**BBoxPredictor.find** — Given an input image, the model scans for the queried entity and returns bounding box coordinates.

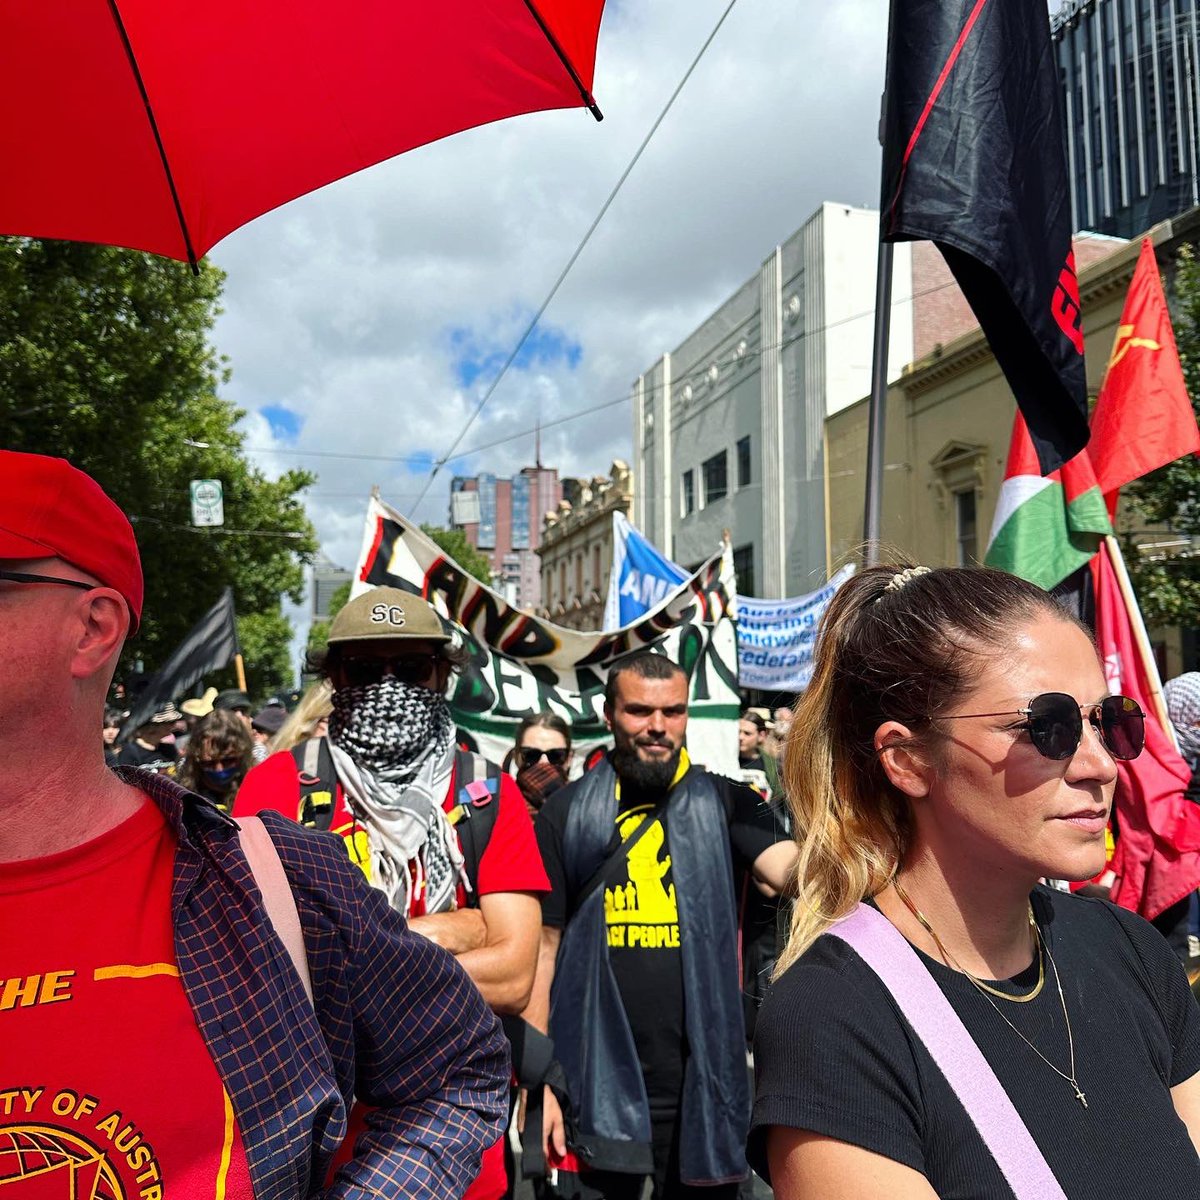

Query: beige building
[825,212,1200,571]
[824,207,1200,674]
[538,461,634,631]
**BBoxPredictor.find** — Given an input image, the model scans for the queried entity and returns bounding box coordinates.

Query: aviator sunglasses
[938,692,1145,761]
[516,746,570,769]
[336,653,441,689]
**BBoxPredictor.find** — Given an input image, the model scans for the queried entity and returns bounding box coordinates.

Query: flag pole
[1103,534,1176,746]
[862,237,894,565]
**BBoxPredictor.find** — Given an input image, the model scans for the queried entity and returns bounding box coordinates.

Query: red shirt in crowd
[0,801,255,1199]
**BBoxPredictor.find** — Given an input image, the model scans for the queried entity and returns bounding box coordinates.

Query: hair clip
[881,565,931,595]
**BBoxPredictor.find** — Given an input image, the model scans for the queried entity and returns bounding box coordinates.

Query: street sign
[190,479,225,527]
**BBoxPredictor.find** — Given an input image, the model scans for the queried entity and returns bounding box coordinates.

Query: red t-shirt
[0,800,254,1199]
[235,747,549,911]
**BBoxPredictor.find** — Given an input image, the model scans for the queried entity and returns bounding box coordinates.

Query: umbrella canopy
[2,0,605,265]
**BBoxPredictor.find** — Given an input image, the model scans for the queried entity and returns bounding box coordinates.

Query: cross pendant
[1075,1087,1088,1108]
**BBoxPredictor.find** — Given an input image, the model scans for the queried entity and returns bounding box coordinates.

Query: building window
[559,561,567,603]
[956,490,978,565]
[593,544,602,594]
[737,436,752,488]
[575,552,584,601]
[681,469,695,517]
[733,544,755,597]
[702,451,728,505]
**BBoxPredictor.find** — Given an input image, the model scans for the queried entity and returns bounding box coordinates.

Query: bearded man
[525,651,797,1199]
[236,587,548,1199]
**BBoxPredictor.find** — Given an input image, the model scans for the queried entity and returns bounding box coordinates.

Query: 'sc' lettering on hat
[370,602,406,628]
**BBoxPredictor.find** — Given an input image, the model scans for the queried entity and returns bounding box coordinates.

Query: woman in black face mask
[177,709,255,813]
[509,713,572,817]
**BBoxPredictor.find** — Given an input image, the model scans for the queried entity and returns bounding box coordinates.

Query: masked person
[176,709,255,813]
[235,587,549,1200]
[510,712,573,816]
[0,450,508,1200]
[527,651,797,1199]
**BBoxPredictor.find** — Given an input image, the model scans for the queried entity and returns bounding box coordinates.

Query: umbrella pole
[106,0,200,272]
[522,0,604,121]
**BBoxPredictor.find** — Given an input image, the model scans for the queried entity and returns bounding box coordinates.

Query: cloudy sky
[208,0,891,608]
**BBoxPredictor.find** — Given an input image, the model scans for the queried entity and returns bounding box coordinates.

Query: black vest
[550,757,749,1183]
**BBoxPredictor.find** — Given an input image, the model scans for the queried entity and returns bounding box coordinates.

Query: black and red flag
[881,0,1088,473]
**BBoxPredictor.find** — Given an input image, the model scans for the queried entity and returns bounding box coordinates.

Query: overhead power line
[412,0,742,510]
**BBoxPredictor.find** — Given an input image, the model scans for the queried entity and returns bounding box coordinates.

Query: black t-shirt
[537,764,785,1118]
[749,888,1200,1198]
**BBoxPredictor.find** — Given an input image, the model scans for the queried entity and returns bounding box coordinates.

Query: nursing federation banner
[737,564,856,692]
[352,495,741,777]
[604,511,688,631]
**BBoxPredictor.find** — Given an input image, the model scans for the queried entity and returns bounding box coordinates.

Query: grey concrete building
[632,202,915,598]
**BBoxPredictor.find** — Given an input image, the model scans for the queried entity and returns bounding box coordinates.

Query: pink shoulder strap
[826,903,1067,1200]
[236,816,314,1009]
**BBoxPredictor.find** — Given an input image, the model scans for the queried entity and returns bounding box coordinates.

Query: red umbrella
[2,1,605,266]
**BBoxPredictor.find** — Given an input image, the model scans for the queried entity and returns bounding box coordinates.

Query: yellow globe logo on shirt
[0,1127,125,1199]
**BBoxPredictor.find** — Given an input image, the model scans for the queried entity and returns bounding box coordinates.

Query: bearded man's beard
[612,739,680,792]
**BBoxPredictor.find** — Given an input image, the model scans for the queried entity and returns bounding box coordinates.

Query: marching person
[528,650,796,1199]
[0,450,509,1199]
[235,586,549,1199]
[509,712,574,816]
[176,708,256,812]
[750,563,1200,1199]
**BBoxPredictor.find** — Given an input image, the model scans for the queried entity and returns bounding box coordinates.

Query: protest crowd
[5,3,1200,1197]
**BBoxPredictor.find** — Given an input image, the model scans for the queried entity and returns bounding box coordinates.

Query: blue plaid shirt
[120,767,510,1199]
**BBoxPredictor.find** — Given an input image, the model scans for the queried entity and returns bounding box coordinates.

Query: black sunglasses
[517,746,569,769]
[337,653,441,689]
[939,692,1145,761]
[0,569,93,591]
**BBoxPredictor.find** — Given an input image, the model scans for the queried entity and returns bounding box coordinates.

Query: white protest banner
[737,564,856,692]
[352,495,742,776]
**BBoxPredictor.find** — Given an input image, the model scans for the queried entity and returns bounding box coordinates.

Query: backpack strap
[825,904,1067,1200]
[447,749,502,907]
[290,737,337,831]
[236,816,315,1010]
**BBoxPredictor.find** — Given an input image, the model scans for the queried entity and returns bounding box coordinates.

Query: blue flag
[604,512,688,630]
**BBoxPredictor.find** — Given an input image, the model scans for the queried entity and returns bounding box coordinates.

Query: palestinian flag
[984,413,1112,590]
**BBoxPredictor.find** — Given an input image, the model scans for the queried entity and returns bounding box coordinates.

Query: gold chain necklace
[892,876,1044,1003]
[891,878,1087,1108]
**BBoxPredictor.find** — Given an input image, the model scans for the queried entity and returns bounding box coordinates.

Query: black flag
[120,588,239,736]
[881,0,1088,474]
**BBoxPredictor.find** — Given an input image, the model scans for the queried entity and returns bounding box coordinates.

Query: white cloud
[209,0,887,602]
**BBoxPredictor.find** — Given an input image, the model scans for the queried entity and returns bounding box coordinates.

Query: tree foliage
[0,239,317,698]
[1123,244,1200,626]
[421,524,494,585]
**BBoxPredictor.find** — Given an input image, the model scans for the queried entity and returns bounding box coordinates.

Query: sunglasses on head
[939,692,1145,761]
[517,746,569,769]
[337,653,441,689]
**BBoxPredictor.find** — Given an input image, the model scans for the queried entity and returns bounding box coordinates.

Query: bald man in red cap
[0,450,509,1199]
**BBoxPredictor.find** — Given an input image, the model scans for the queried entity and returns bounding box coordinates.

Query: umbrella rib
[521,0,604,121]
[106,0,200,272]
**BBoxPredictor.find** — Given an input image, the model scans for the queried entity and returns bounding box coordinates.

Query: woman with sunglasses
[749,564,1200,1199]
[508,712,573,816]
[176,709,255,813]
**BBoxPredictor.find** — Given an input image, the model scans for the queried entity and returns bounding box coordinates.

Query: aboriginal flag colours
[881,0,1088,474]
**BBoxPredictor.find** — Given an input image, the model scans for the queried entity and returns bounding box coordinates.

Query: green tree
[0,238,317,698]
[421,524,494,585]
[1122,243,1200,625]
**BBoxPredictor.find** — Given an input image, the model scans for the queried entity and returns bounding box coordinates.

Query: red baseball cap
[0,450,143,628]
